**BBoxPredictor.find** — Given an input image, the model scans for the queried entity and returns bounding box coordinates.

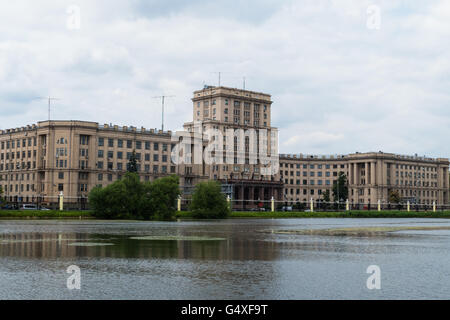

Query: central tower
[183,86,283,209]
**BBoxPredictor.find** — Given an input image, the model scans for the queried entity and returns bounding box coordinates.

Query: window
[118,139,123,148]
[127,140,132,148]
[80,135,89,145]
[108,139,114,147]
[98,138,104,146]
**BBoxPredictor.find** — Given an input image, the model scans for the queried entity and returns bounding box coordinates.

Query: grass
[0,210,93,219]
[2,209,450,220]
[177,210,450,219]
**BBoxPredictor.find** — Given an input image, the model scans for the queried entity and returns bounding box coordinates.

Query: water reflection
[1,219,450,299]
[0,232,282,261]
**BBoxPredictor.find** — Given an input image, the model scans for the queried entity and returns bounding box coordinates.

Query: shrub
[190,181,230,219]
[142,175,180,220]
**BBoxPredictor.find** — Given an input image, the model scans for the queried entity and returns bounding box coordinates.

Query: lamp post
[241,171,245,211]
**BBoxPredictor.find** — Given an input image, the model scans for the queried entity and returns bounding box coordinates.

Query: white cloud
[0,0,449,158]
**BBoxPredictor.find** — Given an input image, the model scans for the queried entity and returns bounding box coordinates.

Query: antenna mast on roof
[33,96,61,121]
[152,95,175,132]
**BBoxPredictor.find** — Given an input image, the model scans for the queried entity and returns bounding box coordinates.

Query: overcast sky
[1,0,449,158]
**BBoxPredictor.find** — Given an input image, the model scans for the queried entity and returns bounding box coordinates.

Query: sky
[0,0,449,158]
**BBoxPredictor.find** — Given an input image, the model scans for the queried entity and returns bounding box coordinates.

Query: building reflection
[0,232,283,261]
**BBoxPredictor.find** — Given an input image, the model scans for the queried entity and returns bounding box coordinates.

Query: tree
[389,190,401,204]
[322,190,331,202]
[142,175,180,220]
[127,150,138,173]
[190,181,230,219]
[332,172,348,202]
[0,185,4,206]
[322,189,331,210]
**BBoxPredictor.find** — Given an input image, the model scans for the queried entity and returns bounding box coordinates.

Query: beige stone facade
[184,86,283,208]
[1,86,449,208]
[0,120,179,207]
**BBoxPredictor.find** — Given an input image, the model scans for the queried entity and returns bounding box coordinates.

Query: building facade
[281,152,449,206]
[0,120,180,207]
[184,86,283,209]
[0,86,449,208]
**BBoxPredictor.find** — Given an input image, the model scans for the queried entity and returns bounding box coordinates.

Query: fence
[177,197,450,213]
[3,195,450,213]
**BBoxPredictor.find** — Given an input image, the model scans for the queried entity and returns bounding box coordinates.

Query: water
[1,218,450,300]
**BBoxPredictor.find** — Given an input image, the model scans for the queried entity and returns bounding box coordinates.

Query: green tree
[89,173,180,220]
[190,181,230,219]
[142,175,180,220]
[127,150,138,173]
[89,179,129,219]
[322,189,331,210]
[332,172,348,202]
[0,185,4,206]
[389,190,401,204]
[322,190,331,202]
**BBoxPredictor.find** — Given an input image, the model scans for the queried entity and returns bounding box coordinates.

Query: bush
[89,173,180,220]
[190,181,230,219]
[142,175,180,220]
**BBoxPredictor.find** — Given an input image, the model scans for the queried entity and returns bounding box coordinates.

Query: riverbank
[1,210,450,219]
[0,210,93,219]
[177,210,450,219]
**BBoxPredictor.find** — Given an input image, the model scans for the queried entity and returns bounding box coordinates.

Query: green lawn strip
[0,210,93,218]
[177,210,450,219]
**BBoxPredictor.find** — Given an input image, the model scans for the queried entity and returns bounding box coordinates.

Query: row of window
[285,179,333,186]
[282,171,340,177]
[0,162,37,171]
[0,150,37,160]
[0,138,37,149]
[97,151,170,162]
[0,173,36,182]
[96,162,176,173]
[281,163,347,169]
[2,184,35,192]
[198,100,269,111]
[98,138,172,151]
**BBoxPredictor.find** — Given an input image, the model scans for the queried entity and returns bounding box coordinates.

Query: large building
[183,86,283,209]
[0,120,179,207]
[0,86,449,208]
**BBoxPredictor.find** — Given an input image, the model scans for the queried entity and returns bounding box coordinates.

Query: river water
[1,218,450,300]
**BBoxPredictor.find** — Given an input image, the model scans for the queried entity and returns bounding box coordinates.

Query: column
[353,162,358,186]
[348,163,353,186]
[371,162,376,185]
